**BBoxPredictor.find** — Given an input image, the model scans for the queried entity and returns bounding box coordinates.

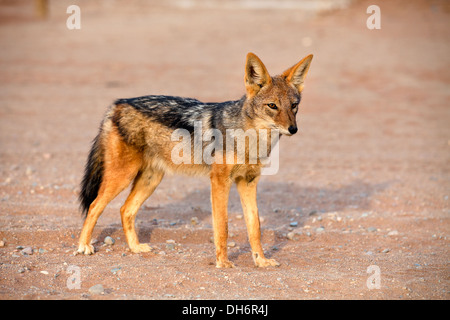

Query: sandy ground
[0,0,449,300]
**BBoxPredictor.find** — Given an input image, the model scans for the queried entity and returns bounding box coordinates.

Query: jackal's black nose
[288,126,298,135]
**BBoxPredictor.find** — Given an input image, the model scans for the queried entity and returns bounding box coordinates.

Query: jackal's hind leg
[120,169,164,253]
[77,165,140,255]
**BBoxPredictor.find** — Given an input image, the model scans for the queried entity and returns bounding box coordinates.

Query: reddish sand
[0,0,449,299]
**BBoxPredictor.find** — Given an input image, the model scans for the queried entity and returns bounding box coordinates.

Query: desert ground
[0,0,449,300]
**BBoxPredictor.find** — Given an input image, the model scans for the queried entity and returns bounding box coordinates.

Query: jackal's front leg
[236,176,280,267]
[210,167,233,268]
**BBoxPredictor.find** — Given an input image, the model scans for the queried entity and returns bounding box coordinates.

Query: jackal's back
[114,95,245,133]
[109,95,246,175]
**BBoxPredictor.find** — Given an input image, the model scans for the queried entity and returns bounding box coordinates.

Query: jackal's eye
[267,103,278,110]
[291,102,299,109]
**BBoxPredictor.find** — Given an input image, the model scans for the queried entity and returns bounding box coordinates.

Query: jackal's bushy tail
[79,131,104,218]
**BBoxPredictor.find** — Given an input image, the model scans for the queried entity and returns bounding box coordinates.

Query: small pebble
[88,284,104,295]
[290,221,298,227]
[104,236,115,245]
[388,230,399,236]
[228,241,236,248]
[367,227,377,232]
[111,267,122,274]
[315,227,325,233]
[21,247,33,255]
[0,240,5,247]
[286,232,299,240]
[190,217,199,225]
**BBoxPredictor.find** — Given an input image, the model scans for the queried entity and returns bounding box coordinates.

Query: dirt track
[0,0,449,300]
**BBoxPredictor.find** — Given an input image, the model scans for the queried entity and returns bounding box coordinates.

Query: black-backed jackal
[77,53,313,268]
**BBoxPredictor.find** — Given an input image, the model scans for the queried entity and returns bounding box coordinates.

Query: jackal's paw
[253,254,280,268]
[216,259,235,268]
[75,244,95,255]
[129,243,152,254]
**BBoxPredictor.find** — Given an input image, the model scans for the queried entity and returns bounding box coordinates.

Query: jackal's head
[244,52,313,136]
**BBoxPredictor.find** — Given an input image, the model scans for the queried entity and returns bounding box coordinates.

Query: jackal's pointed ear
[245,53,272,97]
[282,54,313,92]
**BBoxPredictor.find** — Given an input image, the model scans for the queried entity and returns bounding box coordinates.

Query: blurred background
[1,0,448,201]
